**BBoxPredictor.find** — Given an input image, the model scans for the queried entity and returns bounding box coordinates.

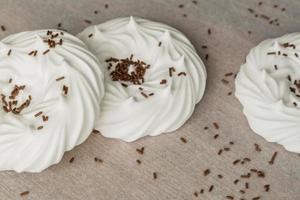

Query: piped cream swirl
[235,33,300,153]
[77,17,206,142]
[0,30,104,172]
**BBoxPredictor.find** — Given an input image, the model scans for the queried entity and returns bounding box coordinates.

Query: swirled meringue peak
[235,33,300,153]
[0,30,104,172]
[77,16,207,142]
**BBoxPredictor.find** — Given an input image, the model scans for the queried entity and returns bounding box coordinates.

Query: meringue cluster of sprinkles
[235,33,300,153]
[77,17,207,142]
[0,30,104,172]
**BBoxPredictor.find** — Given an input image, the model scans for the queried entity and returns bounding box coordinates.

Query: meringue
[235,33,300,153]
[77,17,207,142]
[0,30,104,172]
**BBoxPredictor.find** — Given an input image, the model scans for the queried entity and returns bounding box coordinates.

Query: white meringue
[77,17,206,142]
[235,33,300,153]
[0,30,104,172]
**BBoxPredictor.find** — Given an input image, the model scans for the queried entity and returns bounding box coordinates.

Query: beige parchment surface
[0,0,299,199]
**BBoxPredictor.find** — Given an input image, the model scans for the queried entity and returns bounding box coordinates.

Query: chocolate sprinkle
[264,184,270,192]
[193,192,198,197]
[63,85,69,95]
[56,76,65,82]
[252,197,261,200]
[136,147,145,155]
[69,157,75,163]
[20,191,29,196]
[254,143,262,152]
[34,111,43,117]
[94,157,103,163]
[136,159,141,165]
[178,72,187,76]
[205,54,209,60]
[268,151,278,165]
[43,49,50,55]
[208,185,214,192]
[169,67,176,77]
[141,92,148,98]
[213,122,219,129]
[180,137,187,143]
[84,19,92,24]
[153,172,157,179]
[204,169,210,176]
[208,28,211,35]
[160,79,167,84]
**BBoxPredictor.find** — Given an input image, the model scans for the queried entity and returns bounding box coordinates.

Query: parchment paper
[0,0,299,199]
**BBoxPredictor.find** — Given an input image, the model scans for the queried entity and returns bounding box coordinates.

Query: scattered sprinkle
[178,72,187,76]
[264,184,270,192]
[213,122,219,129]
[1,25,5,31]
[221,79,229,84]
[254,143,262,152]
[69,157,75,163]
[252,196,261,200]
[56,76,65,82]
[34,111,43,117]
[268,151,278,165]
[43,49,50,55]
[180,137,187,143]
[169,67,176,77]
[94,157,103,163]
[153,172,157,179]
[141,92,148,98]
[160,79,167,84]
[63,85,69,95]
[204,169,210,176]
[84,19,92,24]
[225,72,234,77]
[208,185,214,192]
[7,49,12,56]
[136,147,145,155]
[205,54,209,60]
[20,191,29,197]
